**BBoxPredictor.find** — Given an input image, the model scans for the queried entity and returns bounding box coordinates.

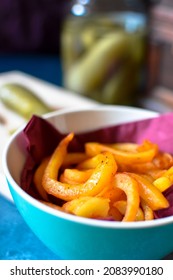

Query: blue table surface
[0,195,59,260]
[0,54,63,260]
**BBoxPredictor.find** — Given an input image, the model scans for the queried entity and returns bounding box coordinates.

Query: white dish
[0,71,98,201]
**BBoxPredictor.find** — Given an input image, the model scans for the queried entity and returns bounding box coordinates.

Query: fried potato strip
[130,173,169,210]
[60,168,93,184]
[33,133,172,222]
[114,200,144,221]
[85,140,158,164]
[62,196,110,218]
[42,133,117,201]
[113,173,140,222]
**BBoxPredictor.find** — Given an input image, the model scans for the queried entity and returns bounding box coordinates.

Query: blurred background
[0,0,173,111]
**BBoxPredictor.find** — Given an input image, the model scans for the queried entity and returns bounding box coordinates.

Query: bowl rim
[3,105,173,229]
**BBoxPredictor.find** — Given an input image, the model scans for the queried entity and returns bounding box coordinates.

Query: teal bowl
[3,106,173,260]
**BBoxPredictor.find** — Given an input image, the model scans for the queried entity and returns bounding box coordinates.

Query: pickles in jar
[90,59,140,105]
[61,13,147,104]
[0,83,52,120]
[64,31,130,95]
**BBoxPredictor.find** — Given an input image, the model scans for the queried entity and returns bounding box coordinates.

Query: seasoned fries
[33,133,173,222]
[42,133,117,201]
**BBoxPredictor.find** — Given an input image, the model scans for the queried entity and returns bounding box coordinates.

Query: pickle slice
[0,83,52,120]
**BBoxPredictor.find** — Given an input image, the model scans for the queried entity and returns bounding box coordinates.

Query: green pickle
[61,13,147,105]
[65,31,130,94]
[0,83,52,120]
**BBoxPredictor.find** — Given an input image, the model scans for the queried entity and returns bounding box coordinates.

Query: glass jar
[60,0,150,105]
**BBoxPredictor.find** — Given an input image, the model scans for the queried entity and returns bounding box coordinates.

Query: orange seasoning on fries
[32,133,173,222]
